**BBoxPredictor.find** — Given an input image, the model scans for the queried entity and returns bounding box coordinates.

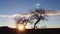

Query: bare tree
[30,9,47,29]
[14,16,32,28]
[14,8,47,29]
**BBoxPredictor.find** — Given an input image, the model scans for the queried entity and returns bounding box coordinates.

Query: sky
[0,0,60,28]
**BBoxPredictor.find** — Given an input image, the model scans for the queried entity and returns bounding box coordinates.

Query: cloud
[0,15,9,18]
[0,14,20,18]
[0,14,31,20]
[0,11,60,18]
[46,12,60,16]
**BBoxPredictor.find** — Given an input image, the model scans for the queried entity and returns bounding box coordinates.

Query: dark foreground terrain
[0,26,60,34]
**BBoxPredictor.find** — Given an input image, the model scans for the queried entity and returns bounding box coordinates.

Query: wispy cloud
[0,12,60,18]
[0,15,9,18]
[0,14,31,19]
[46,12,60,16]
[0,14,20,18]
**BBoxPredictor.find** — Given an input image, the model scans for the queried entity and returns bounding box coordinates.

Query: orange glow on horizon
[18,24,25,31]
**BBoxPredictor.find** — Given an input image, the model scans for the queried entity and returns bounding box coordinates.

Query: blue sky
[0,0,60,15]
[0,0,60,28]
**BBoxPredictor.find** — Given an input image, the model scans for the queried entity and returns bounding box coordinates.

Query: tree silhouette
[14,8,47,29]
[30,9,47,29]
[14,16,32,28]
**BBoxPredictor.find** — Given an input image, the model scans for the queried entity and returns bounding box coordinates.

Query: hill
[0,26,60,34]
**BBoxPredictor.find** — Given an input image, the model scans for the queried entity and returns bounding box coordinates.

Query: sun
[18,24,25,31]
